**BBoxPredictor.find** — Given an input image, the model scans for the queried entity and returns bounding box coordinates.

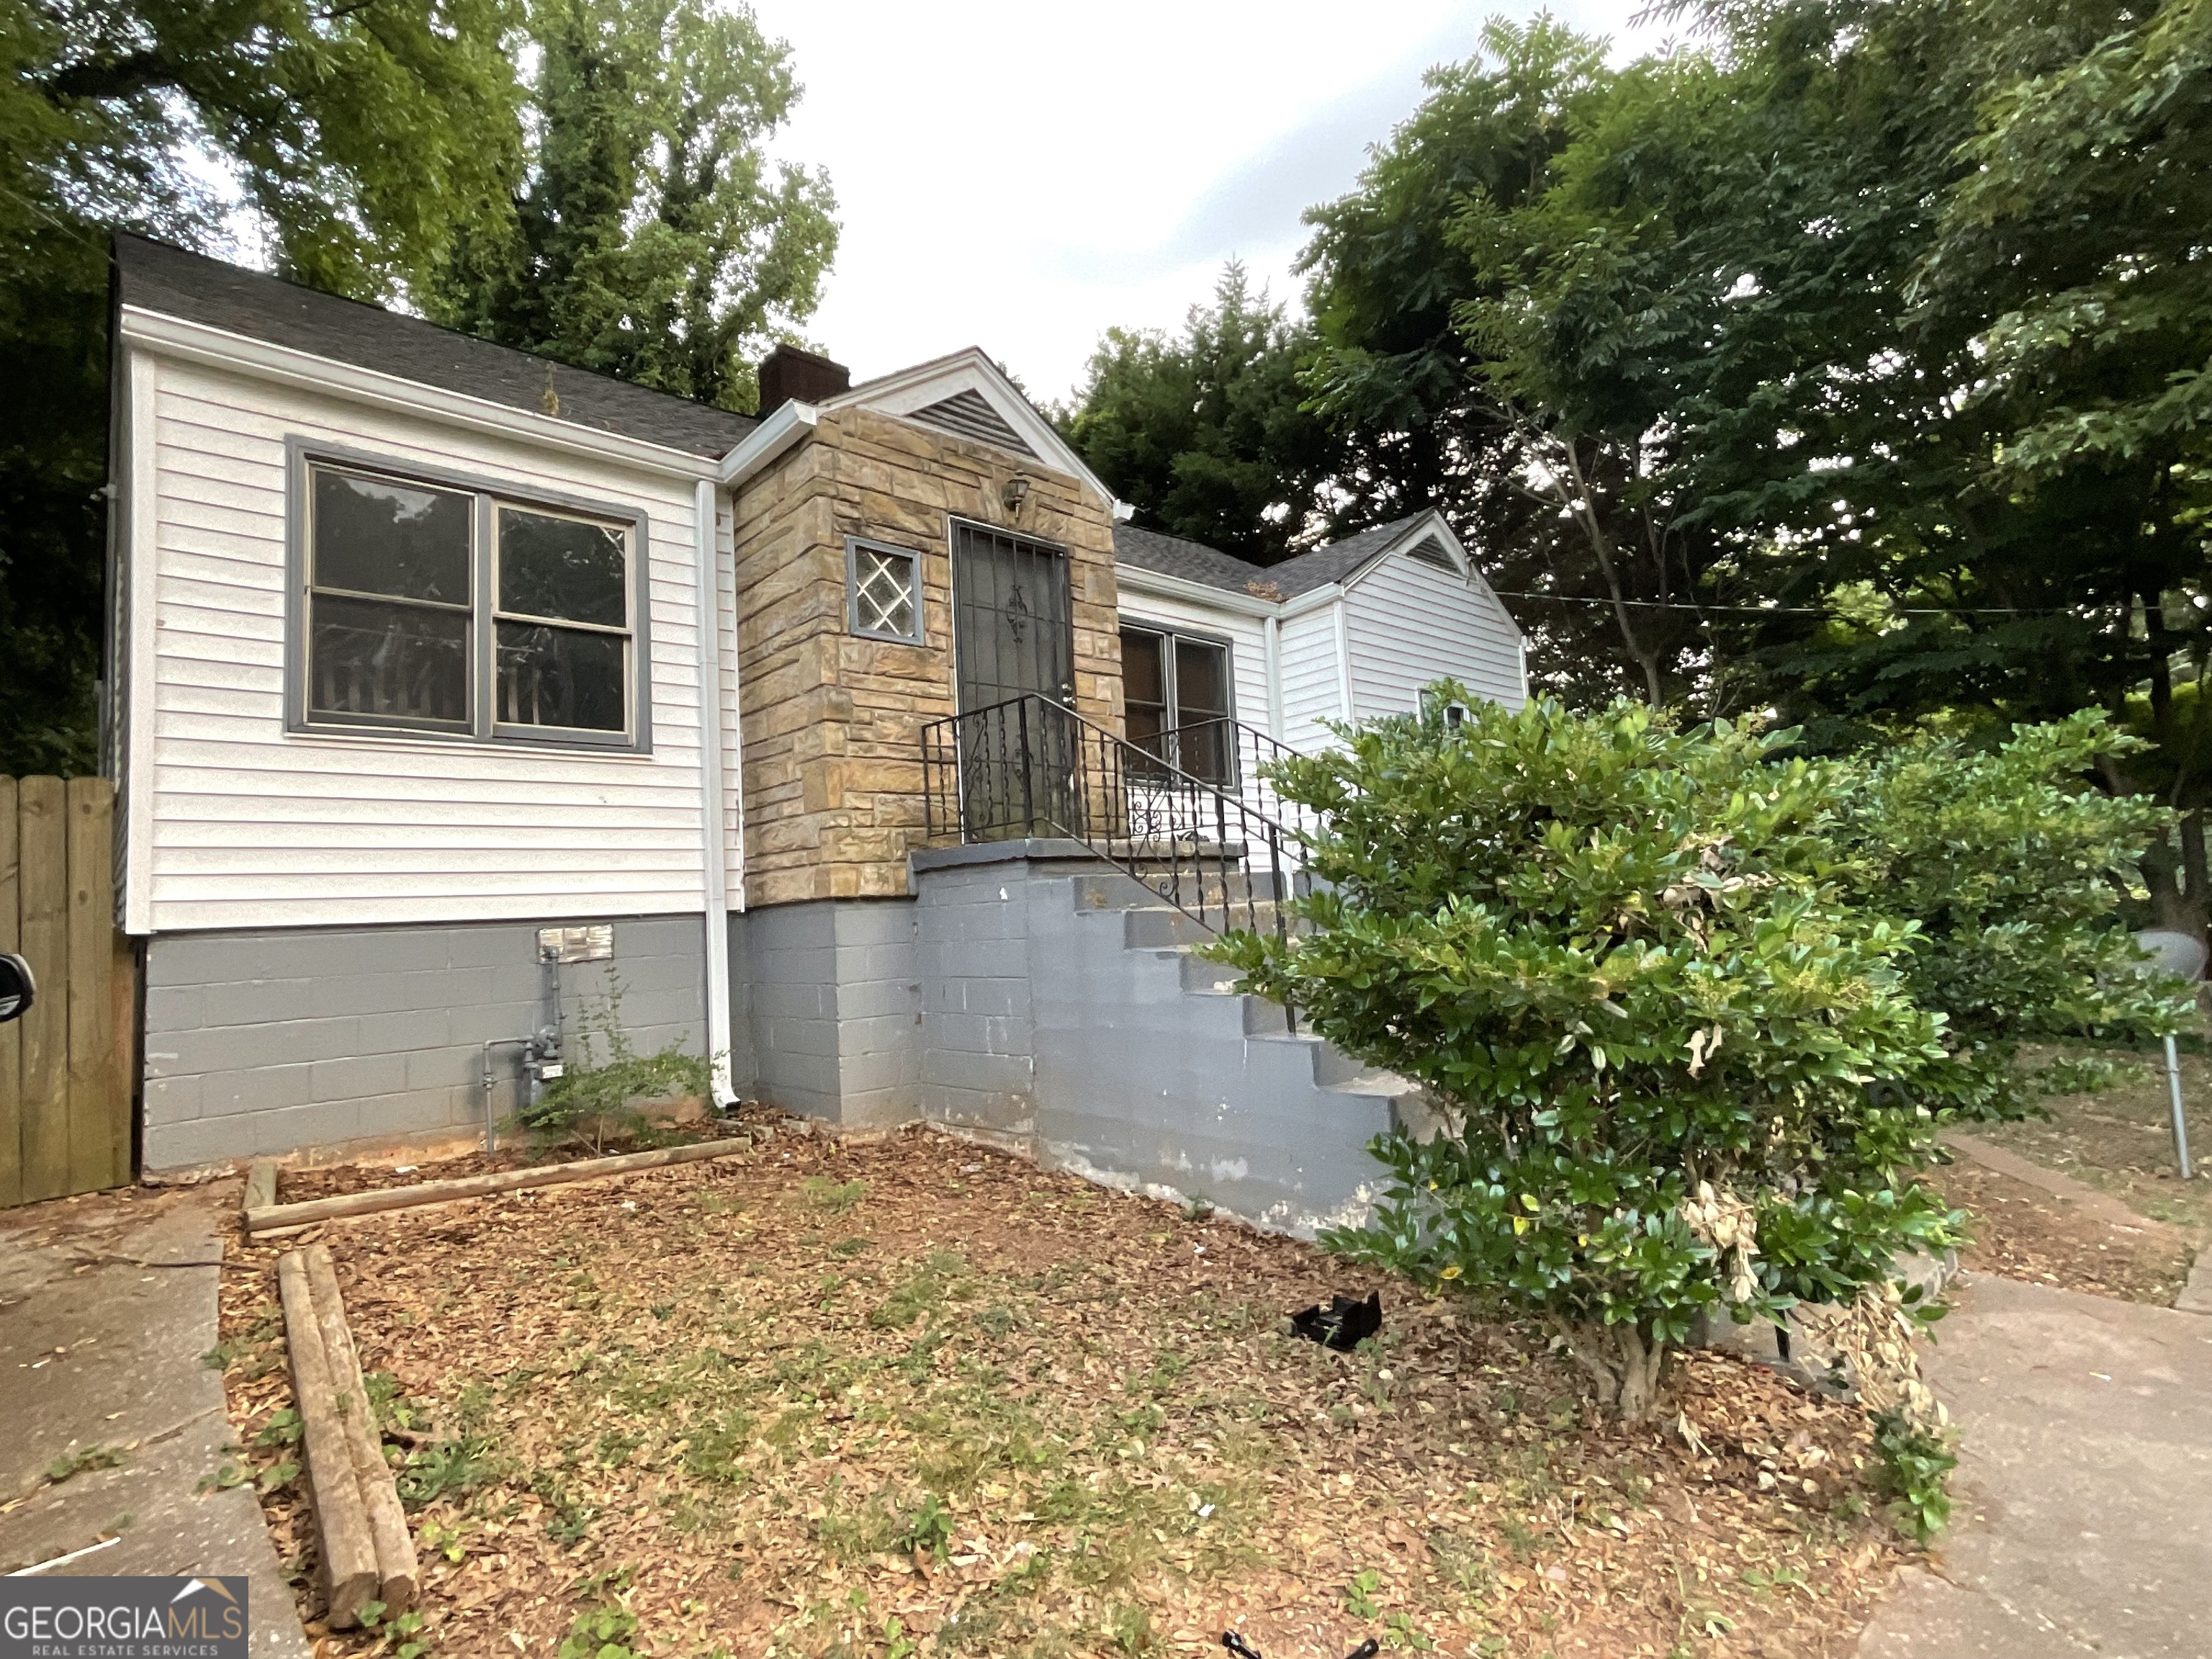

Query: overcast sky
[746,1,1675,405]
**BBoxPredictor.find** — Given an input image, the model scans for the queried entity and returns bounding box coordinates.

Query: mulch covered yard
[215,1124,1906,1659]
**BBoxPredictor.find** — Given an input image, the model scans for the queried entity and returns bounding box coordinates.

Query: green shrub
[1832,711,2185,1120]
[1871,1408,1958,1545]
[517,981,714,1152]
[1211,696,1969,1418]
[1214,693,2182,1426]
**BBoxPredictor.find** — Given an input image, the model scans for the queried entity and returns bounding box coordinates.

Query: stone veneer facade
[730,405,1123,907]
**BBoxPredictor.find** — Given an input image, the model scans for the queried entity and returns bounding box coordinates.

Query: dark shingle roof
[1111,524,1274,594]
[1264,514,1429,598]
[114,234,757,459]
[1112,514,1431,601]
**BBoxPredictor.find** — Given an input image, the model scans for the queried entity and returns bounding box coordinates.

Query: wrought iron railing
[1151,715,1316,843]
[920,694,1303,965]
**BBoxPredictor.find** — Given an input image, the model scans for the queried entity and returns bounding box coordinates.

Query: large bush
[1209,695,2177,1419]
[1833,711,2180,1119]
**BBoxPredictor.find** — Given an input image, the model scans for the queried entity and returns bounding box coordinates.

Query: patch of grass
[46,1444,127,1483]
[395,1436,503,1511]
[870,1250,969,1330]
[801,1175,868,1214]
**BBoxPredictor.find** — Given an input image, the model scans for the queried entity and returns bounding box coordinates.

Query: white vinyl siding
[1277,606,1346,754]
[131,350,722,933]
[1344,552,1525,719]
[1113,589,1267,737]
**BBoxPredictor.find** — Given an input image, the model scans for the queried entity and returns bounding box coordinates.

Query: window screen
[307,468,474,729]
[297,459,639,747]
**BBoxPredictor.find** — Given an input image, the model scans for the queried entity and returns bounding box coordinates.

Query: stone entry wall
[730,405,1123,907]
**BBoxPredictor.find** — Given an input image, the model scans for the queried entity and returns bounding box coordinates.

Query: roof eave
[119,305,721,480]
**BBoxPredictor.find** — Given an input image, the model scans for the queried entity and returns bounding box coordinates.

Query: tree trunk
[1552,1318,1671,1422]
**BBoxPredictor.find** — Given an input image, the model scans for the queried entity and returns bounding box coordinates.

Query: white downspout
[692,479,737,1107]
[1331,595,1356,727]
[1264,613,1284,739]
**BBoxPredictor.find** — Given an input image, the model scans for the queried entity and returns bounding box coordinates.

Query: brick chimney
[757,343,850,415]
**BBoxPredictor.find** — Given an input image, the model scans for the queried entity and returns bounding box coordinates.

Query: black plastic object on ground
[1223,1635,1378,1659]
[1289,1290,1382,1352]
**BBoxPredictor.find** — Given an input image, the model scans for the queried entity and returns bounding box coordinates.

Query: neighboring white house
[1111,513,1529,770]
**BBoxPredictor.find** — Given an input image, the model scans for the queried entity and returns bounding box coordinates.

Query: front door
[951,521,1074,835]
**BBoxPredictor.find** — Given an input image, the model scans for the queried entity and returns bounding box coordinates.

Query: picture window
[295,454,643,747]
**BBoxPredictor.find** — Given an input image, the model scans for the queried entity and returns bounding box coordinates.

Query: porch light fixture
[1002,474,1031,517]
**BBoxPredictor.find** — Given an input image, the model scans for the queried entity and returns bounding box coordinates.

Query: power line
[1486,588,2089,619]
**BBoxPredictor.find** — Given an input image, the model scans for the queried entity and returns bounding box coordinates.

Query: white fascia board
[1279,584,1346,620]
[717,398,817,487]
[119,306,720,481]
[1113,562,1280,619]
[827,346,1124,513]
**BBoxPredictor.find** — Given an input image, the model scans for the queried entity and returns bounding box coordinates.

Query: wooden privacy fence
[1,777,134,1206]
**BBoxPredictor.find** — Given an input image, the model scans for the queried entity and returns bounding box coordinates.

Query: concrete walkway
[0,1182,308,1659]
[1856,1270,2212,1658]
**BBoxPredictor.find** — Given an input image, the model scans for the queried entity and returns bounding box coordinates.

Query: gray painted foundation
[909,841,1413,1234]
[728,899,920,1125]
[143,914,710,1170]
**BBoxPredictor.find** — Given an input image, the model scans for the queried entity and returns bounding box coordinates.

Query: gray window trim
[1118,619,1238,727]
[844,535,926,645]
[284,436,653,753]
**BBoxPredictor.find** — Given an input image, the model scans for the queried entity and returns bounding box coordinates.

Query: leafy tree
[1210,690,2179,1417]
[0,0,523,774]
[427,0,837,413]
[1298,16,1640,704]
[1835,711,2186,1120]
[1057,264,1339,567]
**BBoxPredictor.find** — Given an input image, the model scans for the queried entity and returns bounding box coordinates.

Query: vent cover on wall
[909,388,1038,458]
[1404,533,1457,571]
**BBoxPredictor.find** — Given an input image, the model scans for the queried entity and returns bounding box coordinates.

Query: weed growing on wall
[517,977,715,1153]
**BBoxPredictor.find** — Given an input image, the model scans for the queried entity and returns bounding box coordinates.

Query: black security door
[951,521,1074,834]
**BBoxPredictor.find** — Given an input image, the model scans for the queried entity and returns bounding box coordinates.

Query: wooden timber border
[243,1136,757,1235]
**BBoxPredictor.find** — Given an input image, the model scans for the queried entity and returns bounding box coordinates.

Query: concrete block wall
[143,914,710,1169]
[730,897,920,1125]
[911,842,1401,1233]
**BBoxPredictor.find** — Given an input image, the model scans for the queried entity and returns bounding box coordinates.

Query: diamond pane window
[848,538,923,644]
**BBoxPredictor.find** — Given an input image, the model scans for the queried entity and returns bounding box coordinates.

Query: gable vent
[909,387,1038,458]
[1404,533,1458,572]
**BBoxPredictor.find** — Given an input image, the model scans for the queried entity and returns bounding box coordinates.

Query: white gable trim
[1339,511,1526,644]
[827,348,1130,518]
[117,305,721,481]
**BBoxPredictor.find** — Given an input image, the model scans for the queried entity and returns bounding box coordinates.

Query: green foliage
[898,1491,956,1561]
[1832,711,2190,1118]
[800,1176,868,1214]
[45,1444,127,1483]
[427,0,836,412]
[1209,693,1982,1416]
[518,982,714,1151]
[396,1435,503,1510]
[1871,1408,1959,1545]
[1058,264,1339,567]
[0,0,523,773]
[555,1604,638,1659]
[1344,1566,1383,1619]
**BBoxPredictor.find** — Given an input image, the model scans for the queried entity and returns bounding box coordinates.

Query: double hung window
[1119,625,1233,783]
[297,455,644,747]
